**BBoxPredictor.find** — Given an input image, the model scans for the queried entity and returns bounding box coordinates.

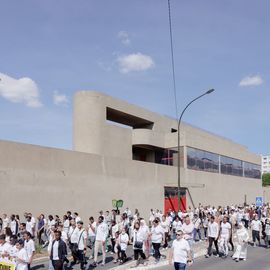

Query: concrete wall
[0,139,264,223]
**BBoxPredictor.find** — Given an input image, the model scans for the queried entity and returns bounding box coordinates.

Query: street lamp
[177,88,215,211]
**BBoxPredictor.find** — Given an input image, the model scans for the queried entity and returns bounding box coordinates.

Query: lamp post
[177,89,215,211]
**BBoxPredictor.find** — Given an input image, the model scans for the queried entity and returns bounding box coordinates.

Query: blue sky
[0,0,269,155]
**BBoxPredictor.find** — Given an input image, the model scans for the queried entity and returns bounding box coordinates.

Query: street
[155,246,270,270]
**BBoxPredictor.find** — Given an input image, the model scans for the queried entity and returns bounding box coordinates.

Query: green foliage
[35,243,43,254]
[262,173,270,186]
[112,199,124,209]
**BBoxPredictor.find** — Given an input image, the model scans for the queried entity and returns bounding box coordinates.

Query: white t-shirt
[161,220,170,233]
[24,239,35,259]
[95,222,108,242]
[151,225,164,243]
[172,238,190,264]
[52,240,59,260]
[61,231,68,243]
[16,248,29,270]
[77,229,87,251]
[26,221,33,235]
[10,220,17,235]
[3,218,9,229]
[172,221,182,231]
[111,224,118,239]
[220,222,231,238]
[265,223,270,235]
[88,222,97,237]
[182,222,194,240]
[251,220,261,231]
[0,242,11,256]
[63,220,70,233]
[119,233,129,251]
[47,219,56,230]
[207,221,219,238]
[9,245,18,257]
[68,227,79,243]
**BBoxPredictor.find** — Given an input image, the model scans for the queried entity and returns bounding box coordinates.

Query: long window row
[187,147,261,179]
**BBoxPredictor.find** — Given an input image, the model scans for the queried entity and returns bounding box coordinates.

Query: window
[187,147,219,173]
[220,156,243,177]
[244,162,261,179]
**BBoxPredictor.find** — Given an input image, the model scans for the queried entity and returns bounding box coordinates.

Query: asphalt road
[155,246,270,270]
[31,245,135,270]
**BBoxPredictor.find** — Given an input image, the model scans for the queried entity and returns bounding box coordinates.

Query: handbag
[134,231,143,249]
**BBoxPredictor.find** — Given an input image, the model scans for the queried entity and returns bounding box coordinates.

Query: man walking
[205,216,219,258]
[169,230,193,270]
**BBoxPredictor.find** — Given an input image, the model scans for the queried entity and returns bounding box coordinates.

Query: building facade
[262,156,270,174]
[0,91,265,220]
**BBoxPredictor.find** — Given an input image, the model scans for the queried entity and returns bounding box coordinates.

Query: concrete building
[262,156,270,174]
[0,91,265,221]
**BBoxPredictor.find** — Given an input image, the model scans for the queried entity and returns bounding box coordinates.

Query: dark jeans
[134,249,146,260]
[174,262,186,270]
[163,232,169,248]
[207,237,219,256]
[152,243,161,260]
[120,249,127,261]
[69,243,78,263]
[111,238,116,253]
[38,228,44,245]
[252,230,260,244]
[52,260,63,270]
[77,250,86,269]
[229,236,234,251]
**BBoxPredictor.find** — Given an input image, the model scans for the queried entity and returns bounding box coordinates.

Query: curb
[111,248,206,270]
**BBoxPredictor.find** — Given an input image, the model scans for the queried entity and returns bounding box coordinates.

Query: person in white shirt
[93,216,108,267]
[193,214,202,241]
[205,216,219,258]
[219,216,232,257]
[62,215,70,234]
[119,228,129,264]
[16,239,29,270]
[250,215,261,246]
[150,219,164,263]
[76,221,87,270]
[2,214,9,230]
[48,230,68,270]
[110,220,118,256]
[10,215,19,235]
[133,221,147,267]
[169,230,192,270]
[161,215,170,249]
[88,217,96,259]
[232,222,249,262]
[182,216,194,256]
[68,219,79,264]
[74,212,81,224]
[172,216,182,240]
[23,231,35,270]
[25,216,34,238]
[264,219,270,248]
[0,234,11,258]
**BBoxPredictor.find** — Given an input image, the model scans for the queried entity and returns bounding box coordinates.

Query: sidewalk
[111,240,207,270]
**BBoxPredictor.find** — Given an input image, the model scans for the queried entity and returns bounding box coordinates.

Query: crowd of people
[0,203,270,270]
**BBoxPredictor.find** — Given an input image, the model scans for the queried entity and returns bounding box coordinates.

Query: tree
[262,173,270,186]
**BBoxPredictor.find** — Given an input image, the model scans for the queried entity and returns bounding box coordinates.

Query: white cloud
[118,31,130,45]
[239,75,264,87]
[0,72,42,107]
[117,53,155,74]
[53,91,69,106]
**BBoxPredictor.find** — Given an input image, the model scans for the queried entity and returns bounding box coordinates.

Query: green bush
[262,173,270,186]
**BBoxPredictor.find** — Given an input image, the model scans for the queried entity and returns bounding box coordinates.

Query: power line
[168,0,178,119]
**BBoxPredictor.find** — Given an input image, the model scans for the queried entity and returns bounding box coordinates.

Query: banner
[0,260,16,270]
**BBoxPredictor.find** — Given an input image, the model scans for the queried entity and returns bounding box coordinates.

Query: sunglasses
[176,234,183,236]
